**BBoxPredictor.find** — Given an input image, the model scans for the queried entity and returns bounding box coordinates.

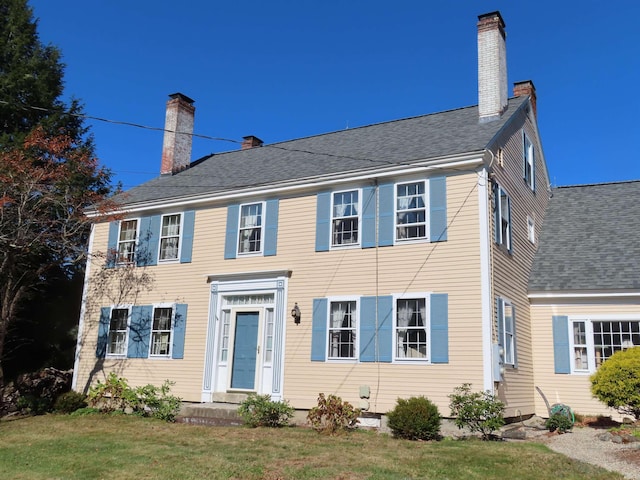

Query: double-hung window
[328,300,357,359]
[396,181,427,241]
[494,185,511,251]
[107,308,129,356]
[395,297,428,360]
[238,203,263,254]
[159,214,181,261]
[497,298,516,366]
[523,133,535,191]
[332,190,359,246]
[570,318,640,373]
[150,306,173,356]
[117,219,138,264]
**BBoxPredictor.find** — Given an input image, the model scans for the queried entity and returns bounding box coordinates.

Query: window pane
[238,203,263,253]
[332,191,359,246]
[150,307,172,356]
[592,321,639,367]
[108,309,128,355]
[117,220,138,263]
[328,301,356,359]
[159,214,181,260]
[396,298,427,359]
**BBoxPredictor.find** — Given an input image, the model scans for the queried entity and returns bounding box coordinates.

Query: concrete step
[176,402,243,427]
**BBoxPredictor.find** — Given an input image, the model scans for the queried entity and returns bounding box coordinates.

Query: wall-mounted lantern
[291,303,301,324]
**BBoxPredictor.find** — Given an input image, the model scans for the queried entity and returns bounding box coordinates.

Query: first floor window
[150,307,173,356]
[497,298,516,365]
[328,301,356,359]
[117,219,138,264]
[238,203,263,254]
[108,308,128,355]
[396,181,426,241]
[571,319,640,372]
[159,214,181,261]
[396,298,427,359]
[332,190,359,246]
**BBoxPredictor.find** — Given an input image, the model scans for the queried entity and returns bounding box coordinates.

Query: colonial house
[72,11,633,421]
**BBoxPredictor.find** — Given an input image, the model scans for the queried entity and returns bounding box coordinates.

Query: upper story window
[238,203,263,254]
[396,181,427,241]
[159,214,181,261]
[332,190,359,247]
[527,216,535,244]
[523,133,535,191]
[108,307,129,356]
[493,184,511,252]
[150,306,173,356]
[395,297,428,360]
[328,300,357,359]
[571,318,639,373]
[117,220,138,264]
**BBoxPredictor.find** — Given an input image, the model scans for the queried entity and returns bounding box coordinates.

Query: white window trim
[326,296,359,362]
[158,213,183,263]
[392,293,431,364]
[394,180,430,244]
[117,218,140,265]
[497,297,516,366]
[523,132,535,191]
[149,302,176,358]
[237,201,265,256]
[527,216,535,244]
[330,188,362,249]
[569,315,640,374]
[495,185,511,251]
[106,305,132,357]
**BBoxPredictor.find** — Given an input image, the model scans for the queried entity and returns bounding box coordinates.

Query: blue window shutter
[137,216,160,266]
[429,176,447,242]
[106,222,119,268]
[378,183,394,247]
[224,205,239,259]
[552,316,570,374]
[311,299,327,361]
[264,199,279,256]
[127,305,152,358]
[430,293,448,363]
[172,304,188,359]
[361,186,376,248]
[315,192,330,252]
[96,307,111,358]
[360,296,393,363]
[180,211,195,263]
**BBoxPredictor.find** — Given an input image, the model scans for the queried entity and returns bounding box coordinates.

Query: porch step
[176,402,243,427]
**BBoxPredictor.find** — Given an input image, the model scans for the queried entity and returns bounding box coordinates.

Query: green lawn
[0,414,623,480]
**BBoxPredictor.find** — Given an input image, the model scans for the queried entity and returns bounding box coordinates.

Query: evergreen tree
[0,0,113,385]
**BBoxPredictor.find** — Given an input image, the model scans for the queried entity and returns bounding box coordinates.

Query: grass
[0,414,626,480]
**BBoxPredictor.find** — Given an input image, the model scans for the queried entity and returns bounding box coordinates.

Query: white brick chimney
[477,12,508,123]
[161,93,195,175]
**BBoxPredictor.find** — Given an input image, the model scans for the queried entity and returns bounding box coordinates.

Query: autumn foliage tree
[0,128,112,386]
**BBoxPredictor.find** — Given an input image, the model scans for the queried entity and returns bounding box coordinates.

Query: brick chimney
[161,93,195,175]
[241,135,264,150]
[514,80,537,118]
[477,11,508,123]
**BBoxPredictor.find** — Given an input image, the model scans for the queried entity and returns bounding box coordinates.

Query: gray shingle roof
[529,181,640,292]
[118,96,528,206]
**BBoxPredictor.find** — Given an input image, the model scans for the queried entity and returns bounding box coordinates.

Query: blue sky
[29,0,640,190]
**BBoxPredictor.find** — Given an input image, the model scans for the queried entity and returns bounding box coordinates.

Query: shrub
[16,394,52,415]
[546,412,574,433]
[307,393,360,435]
[448,383,505,440]
[87,373,182,421]
[238,394,295,428]
[590,347,640,421]
[54,391,88,414]
[386,396,441,440]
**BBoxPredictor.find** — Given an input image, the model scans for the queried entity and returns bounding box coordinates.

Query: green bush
[307,393,360,435]
[591,347,640,421]
[54,391,88,414]
[87,373,182,422]
[16,394,52,415]
[448,383,505,440]
[238,394,295,428]
[386,396,441,440]
[546,412,574,433]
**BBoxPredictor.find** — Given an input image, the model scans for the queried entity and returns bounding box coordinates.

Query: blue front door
[231,312,259,390]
